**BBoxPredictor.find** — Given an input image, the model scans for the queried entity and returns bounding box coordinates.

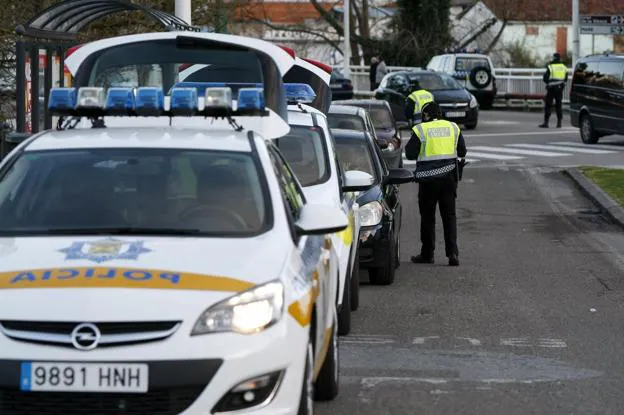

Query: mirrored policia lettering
[427,127,451,138]
[9,268,181,285]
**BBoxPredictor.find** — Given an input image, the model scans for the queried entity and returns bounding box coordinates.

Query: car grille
[0,386,204,414]
[439,103,469,108]
[0,321,181,349]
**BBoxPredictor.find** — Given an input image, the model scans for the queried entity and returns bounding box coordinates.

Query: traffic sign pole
[572,0,579,67]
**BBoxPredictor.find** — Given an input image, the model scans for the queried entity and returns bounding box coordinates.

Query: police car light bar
[47,85,270,120]
[135,87,164,116]
[105,88,135,115]
[237,88,265,115]
[284,83,316,104]
[170,87,198,116]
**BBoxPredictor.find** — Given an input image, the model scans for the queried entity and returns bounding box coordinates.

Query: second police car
[278,54,370,336]
[0,32,372,414]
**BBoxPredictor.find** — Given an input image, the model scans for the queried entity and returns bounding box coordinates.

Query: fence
[334,65,572,105]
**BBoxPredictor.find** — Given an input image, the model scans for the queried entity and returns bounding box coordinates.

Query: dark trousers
[544,85,564,123]
[418,174,458,258]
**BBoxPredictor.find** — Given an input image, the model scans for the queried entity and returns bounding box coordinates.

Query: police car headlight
[191,280,284,335]
[469,95,478,108]
[359,201,383,227]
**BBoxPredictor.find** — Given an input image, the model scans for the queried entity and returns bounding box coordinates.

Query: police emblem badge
[59,238,152,264]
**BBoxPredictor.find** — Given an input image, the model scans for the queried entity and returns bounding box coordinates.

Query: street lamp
[572,0,579,68]
[343,0,351,79]
[175,0,192,25]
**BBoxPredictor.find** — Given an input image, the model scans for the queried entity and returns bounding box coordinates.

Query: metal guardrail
[335,65,572,104]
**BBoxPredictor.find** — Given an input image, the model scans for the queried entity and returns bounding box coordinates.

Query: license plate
[21,362,148,393]
[330,83,342,88]
[445,112,466,117]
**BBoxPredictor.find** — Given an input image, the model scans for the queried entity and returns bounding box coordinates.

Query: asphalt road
[317,110,624,414]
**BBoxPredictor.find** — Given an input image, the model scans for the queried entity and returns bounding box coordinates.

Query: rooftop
[480,0,622,22]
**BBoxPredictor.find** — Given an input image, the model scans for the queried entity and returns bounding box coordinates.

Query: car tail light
[302,58,333,74]
[345,81,353,90]
[277,45,296,58]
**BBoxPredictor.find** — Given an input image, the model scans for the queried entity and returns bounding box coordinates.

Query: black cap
[553,52,561,60]
[421,101,441,122]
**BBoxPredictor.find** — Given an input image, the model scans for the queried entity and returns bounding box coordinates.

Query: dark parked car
[327,104,403,168]
[330,128,413,285]
[330,68,354,100]
[375,70,479,129]
[570,52,624,144]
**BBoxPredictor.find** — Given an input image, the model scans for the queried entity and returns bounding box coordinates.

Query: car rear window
[455,57,490,72]
[366,107,394,129]
[332,134,377,177]
[0,149,269,236]
[274,125,329,187]
[327,114,366,131]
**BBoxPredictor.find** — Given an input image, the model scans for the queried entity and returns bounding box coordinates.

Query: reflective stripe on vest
[412,119,459,161]
[408,90,434,114]
[548,63,567,81]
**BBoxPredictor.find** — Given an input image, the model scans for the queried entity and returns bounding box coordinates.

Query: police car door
[266,144,332,352]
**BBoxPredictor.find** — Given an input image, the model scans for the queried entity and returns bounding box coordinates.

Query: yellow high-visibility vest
[548,63,567,81]
[412,119,460,162]
[407,89,434,114]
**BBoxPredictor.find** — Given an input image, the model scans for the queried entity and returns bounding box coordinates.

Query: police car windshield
[327,114,366,131]
[408,73,461,91]
[0,149,269,236]
[274,126,329,187]
[332,134,377,178]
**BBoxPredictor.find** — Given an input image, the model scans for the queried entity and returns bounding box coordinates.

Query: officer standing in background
[539,53,568,128]
[405,102,467,266]
[405,83,434,126]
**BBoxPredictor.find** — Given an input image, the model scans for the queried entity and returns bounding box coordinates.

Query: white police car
[276,76,371,336]
[0,32,357,414]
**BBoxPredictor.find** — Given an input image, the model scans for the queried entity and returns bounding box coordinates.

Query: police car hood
[0,235,288,321]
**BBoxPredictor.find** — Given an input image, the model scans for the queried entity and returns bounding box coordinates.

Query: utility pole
[572,0,579,67]
[175,0,192,25]
[343,0,351,78]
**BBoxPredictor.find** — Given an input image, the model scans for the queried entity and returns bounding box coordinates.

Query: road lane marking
[507,143,615,154]
[401,157,479,165]
[464,151,524,160]
[549,141,624,151]
[536,339,567,348]
[341,334,397,345]
[500,338,532,346]
[470,146,571,157]
[464,130,575,138]
[412,336,440,344]
[456,337,482,346]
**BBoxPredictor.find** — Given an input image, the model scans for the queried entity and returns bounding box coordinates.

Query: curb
[563,168,624,230]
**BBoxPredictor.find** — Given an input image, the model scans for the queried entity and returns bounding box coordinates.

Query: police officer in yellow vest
[539,53,568,128]
[404,81,434,126]
[405,102,467,266]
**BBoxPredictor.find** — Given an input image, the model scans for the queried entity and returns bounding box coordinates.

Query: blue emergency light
[237,88,265,114]
[135,87,164,116]
[170,87,198,116]
[105,88,134,115]
[284,83,316,104]
[48,88,77,115]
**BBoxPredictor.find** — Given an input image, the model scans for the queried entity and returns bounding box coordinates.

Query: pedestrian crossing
[401,140,624,165]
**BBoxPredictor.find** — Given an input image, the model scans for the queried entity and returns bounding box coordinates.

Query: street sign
[581,15,624,25]
[581,25,624,35]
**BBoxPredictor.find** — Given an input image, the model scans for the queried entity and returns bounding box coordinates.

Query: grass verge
[578,166,624,206]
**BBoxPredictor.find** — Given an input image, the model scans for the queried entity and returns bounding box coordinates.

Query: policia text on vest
[539,55,568,129]
[405,89,434,124]
[405,118,467,265]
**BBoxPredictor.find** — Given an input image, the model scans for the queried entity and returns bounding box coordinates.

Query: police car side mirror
[343,170,375,192]
[385,168,414,185]
[295,204,348,236]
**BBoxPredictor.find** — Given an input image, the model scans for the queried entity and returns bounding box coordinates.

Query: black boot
[556,119,562,128]
[538,122,548,128]
[448,254,459,266]
[411,254,434,264]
